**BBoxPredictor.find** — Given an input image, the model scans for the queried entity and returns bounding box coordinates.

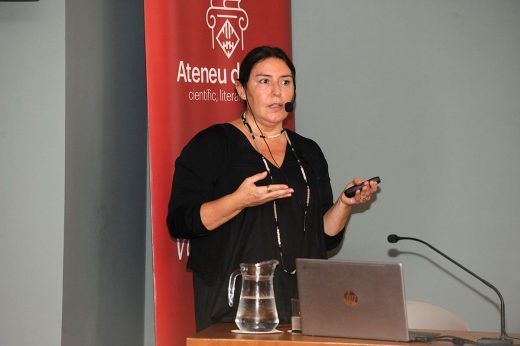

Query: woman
[167,46,378,331]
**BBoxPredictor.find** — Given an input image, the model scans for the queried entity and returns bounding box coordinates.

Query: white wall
[0,1,147,345]
[0,1,65,345]
[292,0,520,333]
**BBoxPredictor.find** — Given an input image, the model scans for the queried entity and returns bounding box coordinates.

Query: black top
[167,123,344,330]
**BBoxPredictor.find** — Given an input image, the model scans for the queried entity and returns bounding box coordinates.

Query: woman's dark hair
[238,46,296,88]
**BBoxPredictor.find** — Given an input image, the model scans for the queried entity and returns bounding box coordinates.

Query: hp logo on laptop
[343,290,359,307]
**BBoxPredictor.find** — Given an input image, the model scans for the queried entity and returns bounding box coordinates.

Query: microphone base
[476,337,514,346]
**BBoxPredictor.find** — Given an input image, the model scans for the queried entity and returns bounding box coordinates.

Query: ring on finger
[266,185,271,193]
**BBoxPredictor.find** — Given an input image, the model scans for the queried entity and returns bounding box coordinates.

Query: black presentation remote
[343,176,381,198]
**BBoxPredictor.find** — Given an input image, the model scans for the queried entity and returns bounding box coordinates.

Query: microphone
[284,102,294,112]
[387,234,513,346]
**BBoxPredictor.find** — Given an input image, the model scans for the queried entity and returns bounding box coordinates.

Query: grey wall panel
[292,0,520,333]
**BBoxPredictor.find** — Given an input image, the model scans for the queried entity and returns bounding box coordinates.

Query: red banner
[144,1,292,345]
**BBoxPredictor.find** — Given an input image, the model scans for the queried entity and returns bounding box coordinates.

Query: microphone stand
[388,235,514,346]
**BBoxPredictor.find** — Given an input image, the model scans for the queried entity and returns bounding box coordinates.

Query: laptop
[296,258,439,342]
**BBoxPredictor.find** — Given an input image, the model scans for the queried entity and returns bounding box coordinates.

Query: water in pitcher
[235,296,278,332]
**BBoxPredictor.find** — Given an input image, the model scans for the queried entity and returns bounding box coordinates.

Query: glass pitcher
[228,259,279,332]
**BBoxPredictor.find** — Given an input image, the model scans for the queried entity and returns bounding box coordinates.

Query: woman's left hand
[340,178,379,206]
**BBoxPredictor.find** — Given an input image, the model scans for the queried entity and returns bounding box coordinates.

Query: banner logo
[206,0,249,58]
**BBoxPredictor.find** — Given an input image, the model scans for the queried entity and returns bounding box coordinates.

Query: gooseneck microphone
[284,102,294,112]
[387,234,513,346]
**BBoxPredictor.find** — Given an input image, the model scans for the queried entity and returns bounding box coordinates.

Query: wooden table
[187,323,515,346]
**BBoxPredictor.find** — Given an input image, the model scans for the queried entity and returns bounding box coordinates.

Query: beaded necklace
[257,129,286,139]
[241,113,310,274]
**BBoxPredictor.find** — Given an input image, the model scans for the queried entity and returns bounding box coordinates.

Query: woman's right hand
[200,171,293,231]
[234,171,294,208]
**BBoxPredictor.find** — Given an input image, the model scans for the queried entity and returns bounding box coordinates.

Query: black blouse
[167,123,344,330]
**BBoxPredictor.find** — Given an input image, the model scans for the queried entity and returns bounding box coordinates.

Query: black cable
[246,101,282,168]
[415,335,520,346]
[414,335,477,345]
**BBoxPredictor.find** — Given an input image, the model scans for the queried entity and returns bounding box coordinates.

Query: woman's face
[237,57,294,127]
